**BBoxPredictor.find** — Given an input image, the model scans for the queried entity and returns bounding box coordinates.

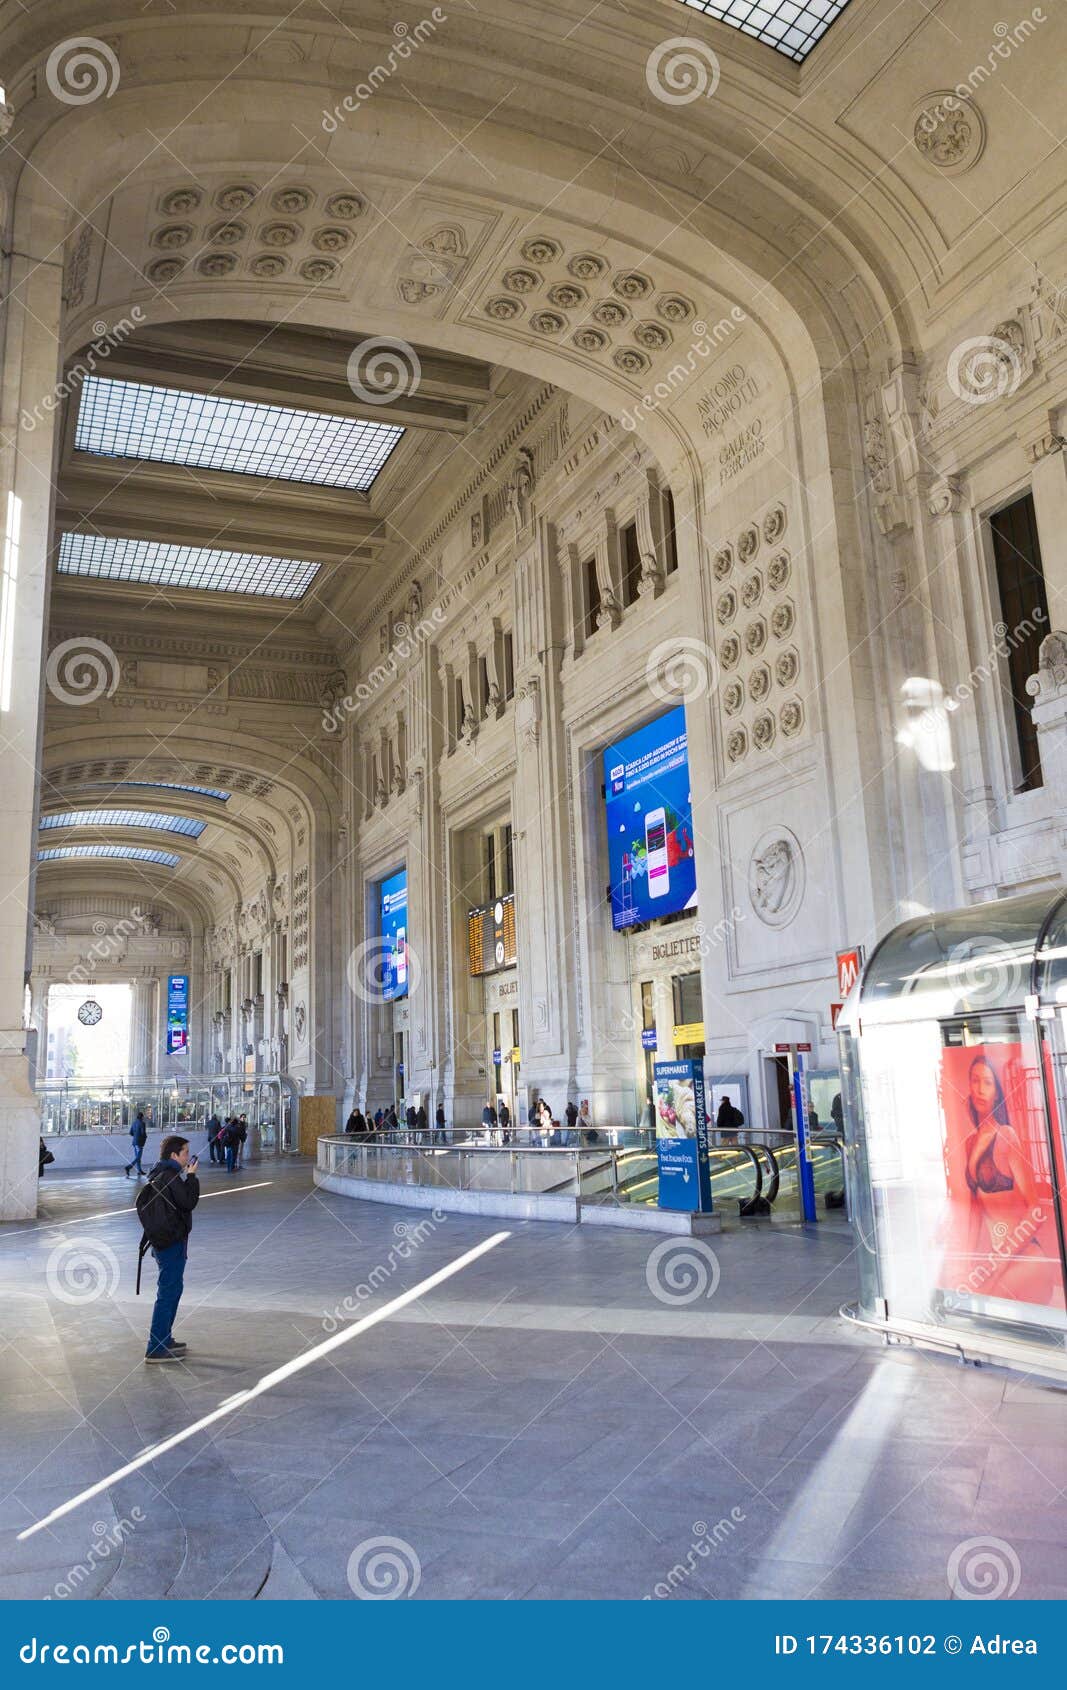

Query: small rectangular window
[664,488,679,575]
[503,823,514,894]
[583,556,601,640]
[455,677,466,737]
[485,833,497,902]
[502,631,515,701]
[479,655,491,715]
[988,491,1049,792]
[621,521,641,607]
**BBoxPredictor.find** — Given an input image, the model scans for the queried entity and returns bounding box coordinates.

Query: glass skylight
[676,0,852,60]
[87,782,231,801]
[75,376,405,491]
[40,809,205,838]
[57,533,321,600]
[38,845,180,868]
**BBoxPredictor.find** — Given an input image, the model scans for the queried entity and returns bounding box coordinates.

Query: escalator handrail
[748,1140,781,1204]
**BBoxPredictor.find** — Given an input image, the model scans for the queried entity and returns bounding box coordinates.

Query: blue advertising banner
[378,869,408,1002]
[641,1027,658,1050]
[653,1059,712,1212]
[166,973,188,1054]
[603,705,697,930]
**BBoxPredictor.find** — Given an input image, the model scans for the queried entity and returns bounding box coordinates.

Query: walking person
[415,1101,428,1141]
[206,1112,222,1164]
[125,1111,149,1179]
[434,1102,447,1145]
[498,1098,511,1144]
[235,1114,248,1169]
[136,1135,200,1363]
[223,1117,239,1174]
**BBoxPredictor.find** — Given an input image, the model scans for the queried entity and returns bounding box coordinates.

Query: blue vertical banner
[791,1051,818,1222]
[166,973,189,1054]
[653,1060,712,1212]
[378,868,408,1001]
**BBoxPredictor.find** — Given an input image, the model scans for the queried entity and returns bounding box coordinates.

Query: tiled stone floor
[1,1160,1066,1600]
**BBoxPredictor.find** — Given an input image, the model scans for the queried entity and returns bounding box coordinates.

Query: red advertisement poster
[939,1043,1065,1311]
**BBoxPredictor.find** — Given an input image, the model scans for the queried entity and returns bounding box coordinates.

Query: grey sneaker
[144,1350,181,1363]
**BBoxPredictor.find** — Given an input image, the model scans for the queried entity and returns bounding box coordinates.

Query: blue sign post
[653,1059,712,1212]
[790,1048,818,1223]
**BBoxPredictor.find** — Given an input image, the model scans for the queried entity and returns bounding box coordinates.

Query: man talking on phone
[136,1135,200,1364]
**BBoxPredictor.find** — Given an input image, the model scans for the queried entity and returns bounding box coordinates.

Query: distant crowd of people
[342,1095,602,1147]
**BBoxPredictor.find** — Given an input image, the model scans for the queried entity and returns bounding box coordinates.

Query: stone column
[1023,423,1067,603]
[128,977,156,1078]
[28,978,49,1087]
[1027,632,1067,880]
[0,204,66,1219]
[509,517,576,1106]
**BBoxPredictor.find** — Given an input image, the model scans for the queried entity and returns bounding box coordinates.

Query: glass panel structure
[86,782,231,801]
[57,533,321,600]
[841,888,1067,1368]
[40,809,205,838]
[38,845,180,867]
[75,376,404,491]
[676,0,853,60]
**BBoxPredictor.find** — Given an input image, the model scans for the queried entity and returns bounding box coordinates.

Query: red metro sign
[836,948,862,999]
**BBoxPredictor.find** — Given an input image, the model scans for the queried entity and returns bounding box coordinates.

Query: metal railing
[318,1135,768,1210]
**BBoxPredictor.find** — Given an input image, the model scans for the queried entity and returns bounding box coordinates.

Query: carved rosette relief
[712,501,805,770]
[912,92,986,175]
[141,179,364,293]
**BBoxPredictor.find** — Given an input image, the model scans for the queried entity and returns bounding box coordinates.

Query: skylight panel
[88,783,231,801]
[38,845,180,867]
[675,0,852,60]
[40,809,205,838]
[75,376,404,491]
[57,533,321,600]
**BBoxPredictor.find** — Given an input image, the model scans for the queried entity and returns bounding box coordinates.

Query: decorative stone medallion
[912,91,986,175]
[748,826,805,927]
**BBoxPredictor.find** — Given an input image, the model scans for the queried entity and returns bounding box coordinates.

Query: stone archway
[0,5,919,1212]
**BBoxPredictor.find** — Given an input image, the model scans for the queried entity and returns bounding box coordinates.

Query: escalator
[566,1142,780,1216]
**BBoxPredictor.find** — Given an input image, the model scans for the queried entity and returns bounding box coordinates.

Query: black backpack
[135,1172,185,1292]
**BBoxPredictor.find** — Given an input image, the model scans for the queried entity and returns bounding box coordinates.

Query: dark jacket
[132,1116,148,1146]
[565,1102,578,1127]
[415,1105,428,1132]
[142,1158,200,1244]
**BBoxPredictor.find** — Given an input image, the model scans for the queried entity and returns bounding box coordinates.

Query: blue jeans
[147,1241,186,1356]
[127,1143,144,1174]
[225,1144,236,1172]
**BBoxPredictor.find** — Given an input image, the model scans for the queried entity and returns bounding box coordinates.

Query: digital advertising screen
[378,868,409,1002]
[603,705,697,931]
[166,973,189,1055]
